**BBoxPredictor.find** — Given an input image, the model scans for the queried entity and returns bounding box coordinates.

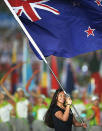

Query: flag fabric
[62,59,75,94]
[91,72,102,98]
[99,61,102,77]
[22,39,35,92]
[0,62,24,84]
[12,41,17,64]
[40,61,48,96]
[88,78,95,95]
[11,41,18,94]
[61,59,68,87]
[47,64,51,94]
[8,0,102,59]
[50,56,59,90]
[89,52,100,74]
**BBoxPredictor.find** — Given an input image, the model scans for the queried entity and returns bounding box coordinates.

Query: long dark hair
[44,88,63,128]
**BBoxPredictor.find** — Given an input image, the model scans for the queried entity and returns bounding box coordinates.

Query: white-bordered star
[95,0,102,6]
[85,26,95,37]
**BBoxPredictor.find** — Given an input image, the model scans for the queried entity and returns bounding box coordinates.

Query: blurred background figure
[86,96,102,131]
[14,88,31,131]
[0,91,13,131]
[45,89,56,107]
[0,85,31,131]
[32,94,48,131]
[87,96,101,126]
[71,90,86,119]
[32,94,47,120]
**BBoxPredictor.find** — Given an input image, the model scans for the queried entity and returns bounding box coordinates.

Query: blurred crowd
[0,84,102,131]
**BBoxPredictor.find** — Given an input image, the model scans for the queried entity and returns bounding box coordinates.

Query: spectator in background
[71,90,86,119]
[32,94,47,120]
[85,95,93,119]
[87,96,101,127]
[45,89,56,107]
[81,90,89,105]
[0,91,13,131]
[32,94,48,131]
[0,85,32,131]
[29,90,40,105]
[14,88,31,131]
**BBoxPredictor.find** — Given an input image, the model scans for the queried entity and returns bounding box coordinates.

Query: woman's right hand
[66,97,72,105]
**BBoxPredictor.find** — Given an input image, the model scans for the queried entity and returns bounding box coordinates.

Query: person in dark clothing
[44,88,87,131]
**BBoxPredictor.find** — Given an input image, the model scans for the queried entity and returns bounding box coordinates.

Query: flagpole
[4,0,86,125]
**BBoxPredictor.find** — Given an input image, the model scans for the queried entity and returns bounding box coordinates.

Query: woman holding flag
[44,88,87,131]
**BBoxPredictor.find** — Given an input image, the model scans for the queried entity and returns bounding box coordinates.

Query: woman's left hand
[81,123,87,128]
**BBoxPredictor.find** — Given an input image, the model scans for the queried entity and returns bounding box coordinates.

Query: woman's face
[57,91,66,104]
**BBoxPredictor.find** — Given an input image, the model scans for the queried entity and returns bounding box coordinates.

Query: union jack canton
[8,0,60,22]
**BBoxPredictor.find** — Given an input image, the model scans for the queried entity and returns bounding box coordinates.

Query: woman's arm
[55,105,71,122]
[1,84,15,101]
[73,116,87,128]
[55,97,72,122]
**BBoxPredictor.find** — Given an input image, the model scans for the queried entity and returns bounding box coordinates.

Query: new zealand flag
[9,0,102,58]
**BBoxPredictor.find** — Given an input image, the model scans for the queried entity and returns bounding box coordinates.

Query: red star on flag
[95,0,102,6]
[85,26,95,37]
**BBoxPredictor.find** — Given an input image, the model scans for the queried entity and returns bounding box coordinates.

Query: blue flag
[22,39,35,92]
[9,0,102,58]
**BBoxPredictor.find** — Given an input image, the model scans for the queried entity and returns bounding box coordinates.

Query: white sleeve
[0,109,1,117]
[7,104,13,111]
[25,99,29,106]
